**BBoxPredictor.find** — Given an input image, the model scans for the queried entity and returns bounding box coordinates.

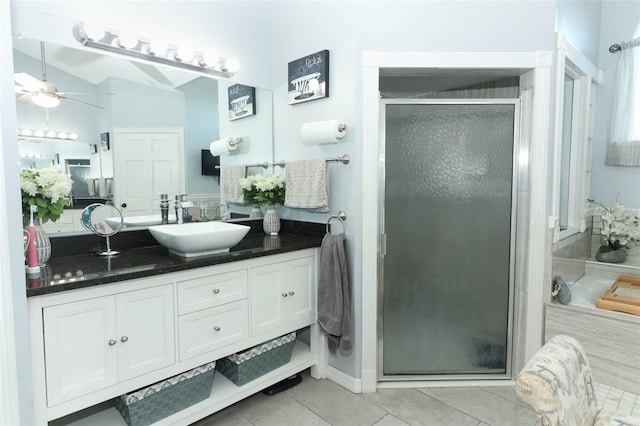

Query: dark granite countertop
[26,219,325,297]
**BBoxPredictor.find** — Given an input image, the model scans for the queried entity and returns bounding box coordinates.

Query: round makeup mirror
[81,203,124,256]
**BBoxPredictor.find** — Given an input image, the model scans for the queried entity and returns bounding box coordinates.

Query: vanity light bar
[72,22,239,79]
[18,128,79,141]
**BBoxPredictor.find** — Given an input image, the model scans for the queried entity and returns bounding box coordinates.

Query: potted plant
[590,200,640,263]
[240,174,285,235]
[20,167,72,265]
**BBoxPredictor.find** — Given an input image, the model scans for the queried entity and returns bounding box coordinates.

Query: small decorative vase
[262,205,280,236]
[250,204,263,218]
[25,218,52,266]
[595,246,626,264]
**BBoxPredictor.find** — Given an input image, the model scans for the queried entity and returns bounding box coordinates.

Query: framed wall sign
[89,144,98,154]
[228,84,256,121]
[288,49,329,105]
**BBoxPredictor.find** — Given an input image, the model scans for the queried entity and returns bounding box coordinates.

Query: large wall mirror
[13,36,274,233]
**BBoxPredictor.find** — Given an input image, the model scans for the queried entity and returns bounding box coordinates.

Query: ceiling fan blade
[17,93,34,104]
[14,72,46,92]
[57,91,115,96]
[59,95,105,109]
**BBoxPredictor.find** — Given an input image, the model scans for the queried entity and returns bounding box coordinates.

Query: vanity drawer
[177,270,248,314]
[178,300,249,361]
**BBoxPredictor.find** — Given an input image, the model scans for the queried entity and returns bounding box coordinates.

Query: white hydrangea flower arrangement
[591,200,640,251]
[240,174,285,206]
[21,167,72,225]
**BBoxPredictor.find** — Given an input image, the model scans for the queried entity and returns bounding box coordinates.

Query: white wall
[591,1,640,209]
[557,0,602,65]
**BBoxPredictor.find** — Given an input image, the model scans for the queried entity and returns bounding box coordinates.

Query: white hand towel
[220,165,245,204]
[284,159,329,212]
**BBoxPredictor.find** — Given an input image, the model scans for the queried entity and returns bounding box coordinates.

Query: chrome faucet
[175,194,194,224]
[159,194,169,224]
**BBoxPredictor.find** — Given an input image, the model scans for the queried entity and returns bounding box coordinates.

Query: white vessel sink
[148,221,251,257]
[105,214,177,228]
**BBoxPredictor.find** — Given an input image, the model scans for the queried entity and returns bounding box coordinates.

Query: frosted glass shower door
[380,101,516,378]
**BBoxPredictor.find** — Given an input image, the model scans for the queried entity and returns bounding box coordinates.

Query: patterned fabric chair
[516,335,640,426]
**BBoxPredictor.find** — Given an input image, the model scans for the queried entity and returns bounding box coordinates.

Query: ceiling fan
[14,42,106,109]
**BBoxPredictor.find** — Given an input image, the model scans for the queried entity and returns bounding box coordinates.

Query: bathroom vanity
[27,223,327,425]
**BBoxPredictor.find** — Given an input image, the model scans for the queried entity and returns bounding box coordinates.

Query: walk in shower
[378,100,518,380]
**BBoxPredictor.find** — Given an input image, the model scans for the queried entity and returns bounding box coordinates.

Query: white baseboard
[327,366,362,393]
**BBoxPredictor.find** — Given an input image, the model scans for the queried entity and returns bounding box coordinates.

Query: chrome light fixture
[72,22,240,78]
[18,128,79,141]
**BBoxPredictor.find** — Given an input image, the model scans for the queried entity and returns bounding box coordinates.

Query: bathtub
[545,274,640,394]
[567,275,617,309]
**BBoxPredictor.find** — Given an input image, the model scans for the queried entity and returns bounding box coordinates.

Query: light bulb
[150,41,169,57]
[175,47,192,63]
[202,52,219,68]
[117,31,139,49]
[21,129,32,137]
[34,130,45,138]
[46,131,56,138]
[83,21,106,41]
[57,132,68,139]
[69,133,79,141]
[224,57,240,73]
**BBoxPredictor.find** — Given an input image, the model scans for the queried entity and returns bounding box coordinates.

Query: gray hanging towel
[317,232,352,356]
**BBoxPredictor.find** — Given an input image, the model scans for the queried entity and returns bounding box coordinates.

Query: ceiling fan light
[32,92,60,108]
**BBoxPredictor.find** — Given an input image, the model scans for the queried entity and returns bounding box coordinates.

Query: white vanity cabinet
[42,284,175,407]
[250,255,316,337]
[28,248,326,425]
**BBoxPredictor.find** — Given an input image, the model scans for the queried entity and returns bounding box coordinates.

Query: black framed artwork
[100,132,110,150]
[288,49,329,105]
[228,84,256,121]
[89,144,98,154]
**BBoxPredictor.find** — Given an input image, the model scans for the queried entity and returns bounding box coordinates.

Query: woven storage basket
[216,332,296,386]
[115,361,215,426]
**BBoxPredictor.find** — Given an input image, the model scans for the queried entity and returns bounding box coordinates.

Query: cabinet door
[43,296,118,406]
[286,256,315,326]
[250,263,287,336]
[116,284,175,381]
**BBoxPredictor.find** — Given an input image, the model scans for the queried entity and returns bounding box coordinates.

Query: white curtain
[606,38,640,166]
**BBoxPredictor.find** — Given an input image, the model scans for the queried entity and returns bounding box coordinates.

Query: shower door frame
[377,99,521,382]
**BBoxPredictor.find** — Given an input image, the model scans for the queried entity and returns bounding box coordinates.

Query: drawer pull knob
[213,289,220,294]
[288,291,295,296]
[108,339,117,346]
[282,293,288,297]
[121,336,129,343]
[214,326,221,331]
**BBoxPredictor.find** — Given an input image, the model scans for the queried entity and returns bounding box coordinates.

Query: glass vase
[262,205,280,236]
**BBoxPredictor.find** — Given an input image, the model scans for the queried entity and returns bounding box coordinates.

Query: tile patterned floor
[193,370,640,425]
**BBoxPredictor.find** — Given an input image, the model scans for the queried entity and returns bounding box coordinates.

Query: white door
[113,128,185,216]
[116,285,175,381]
[43,296,118,406]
